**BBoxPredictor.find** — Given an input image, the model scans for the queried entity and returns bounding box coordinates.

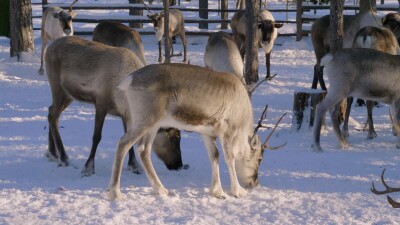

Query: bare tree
[163,0,171,63]
[9,0,35,60]
[244,0,259,84]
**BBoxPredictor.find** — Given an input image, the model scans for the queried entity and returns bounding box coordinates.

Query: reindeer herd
[38,1,400,206]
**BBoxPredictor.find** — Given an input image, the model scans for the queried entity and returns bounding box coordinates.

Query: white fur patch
[117,75,133,91]
[156,30,164,42]
[320,53,334,67]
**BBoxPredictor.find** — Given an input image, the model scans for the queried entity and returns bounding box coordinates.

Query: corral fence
[32,0,399,37]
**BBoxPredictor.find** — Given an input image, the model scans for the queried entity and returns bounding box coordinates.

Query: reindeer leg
[180,29,188,63]
[311,64,319,89]
[391,101,400,149]
[46,124,58,161]
[317,66,327,91]
[158,40,162,63]
[365,100,377,139]
[123,120,142,174]
[221,136,247,197]
[81,107,107,177]
[265,52,271,78]
[138,127,169,196]
[330,100,349,149]
[39,42,46,75]
[202,135,226,198]
[342,97,353,138]
[48,94,73,167]
[108,127,144,200]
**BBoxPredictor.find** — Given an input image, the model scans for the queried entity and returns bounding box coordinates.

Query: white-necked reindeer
[312,48,400,152]
[382,12,400,44]
[92,21,147,66]
[45,36,184,176]
[342,26,400,139]
[204,31,244,81]
[147,9,187,63]
[108,63,285,200]
[38,0,78,75]
[230,10,283,78]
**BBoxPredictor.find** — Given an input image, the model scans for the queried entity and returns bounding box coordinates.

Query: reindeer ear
[274,23,284,29]
[70,11,77,18]
[250,135,260,150]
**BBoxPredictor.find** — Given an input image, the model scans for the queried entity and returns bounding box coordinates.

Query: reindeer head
[382,12,400,44]
[236,106,286,188]
[51,0,78,35]
[147,12,165,41]
[258,19,283,45]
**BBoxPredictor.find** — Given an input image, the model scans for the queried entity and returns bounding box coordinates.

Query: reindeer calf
[147,9,187,63]
[312,48,400,151]
[38,4,77,75]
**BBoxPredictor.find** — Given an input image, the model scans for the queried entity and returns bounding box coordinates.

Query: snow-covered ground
[1,1,400,224]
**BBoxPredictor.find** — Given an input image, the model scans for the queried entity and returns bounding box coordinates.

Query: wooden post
[129,0,143,28]
[199,0,208,29]
[296,0,303,41]
[292,89,327,130]
[42,0,47,13]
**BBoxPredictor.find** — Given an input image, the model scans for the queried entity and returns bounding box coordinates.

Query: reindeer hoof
[81,167,95,177]
[367,131,377,140]
[231,186,248,198]
[45,151,58,162]
[156,187,169,196]
[38,68,44,75]
[108,188,123,201]
[311,143,323,152]
[127,164,142,174]
[57,159,69,167]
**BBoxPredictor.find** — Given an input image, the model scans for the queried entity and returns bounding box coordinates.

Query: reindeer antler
[139,0,155,16]
[68,0,79,12]
[371,168,400,208]
[371,169,400,195]
[253,105,287,150]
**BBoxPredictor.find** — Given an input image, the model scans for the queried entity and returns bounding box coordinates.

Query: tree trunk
[163,0,171,63]
[360,0,376,13]
[199,0,208,29]
[330,0,346,124]
[9,0,35,60]
[244,0,259,84]
[221,0,228,29]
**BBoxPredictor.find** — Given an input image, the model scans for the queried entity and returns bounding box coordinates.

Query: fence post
[129,0,143,28]
[42,0,47,13]
[221,0,228,29]
[296,0,303,41]
[199,0,208,29]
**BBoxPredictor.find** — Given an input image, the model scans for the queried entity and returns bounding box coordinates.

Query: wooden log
[292,88,327,131]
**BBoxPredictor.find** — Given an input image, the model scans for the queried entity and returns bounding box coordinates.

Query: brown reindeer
[45,36,184,176]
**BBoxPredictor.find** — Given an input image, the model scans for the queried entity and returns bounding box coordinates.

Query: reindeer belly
[61,76,98,102]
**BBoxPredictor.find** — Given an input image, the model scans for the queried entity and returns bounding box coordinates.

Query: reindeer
[342,26,400,139]
[312,48,400,152]
[230,9,283,78]
[311,12,400,90]
[204,31,244,81]
[382,12,400,44]
[92,21,147,66]
[107,63,286,200]
[44,36,184,176]
[38,0,78,75]
[147,9,187,63]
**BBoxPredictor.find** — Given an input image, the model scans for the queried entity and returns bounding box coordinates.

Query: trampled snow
[1,0,400,224]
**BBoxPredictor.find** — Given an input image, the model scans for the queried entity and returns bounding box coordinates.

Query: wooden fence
[33,1,399,37]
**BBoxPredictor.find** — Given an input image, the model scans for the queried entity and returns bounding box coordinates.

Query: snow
[1,0,400,224]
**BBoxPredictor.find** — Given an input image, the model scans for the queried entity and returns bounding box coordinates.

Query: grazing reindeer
[108,63,286,200]
[45,36,183,176]
[342,26,400,139]
[38,0,78,75]
[92,21,147,66]
[231,10,283,78]
[204,31,244,81]
[312,48,400,151]
[311,12,400,90]
[147,9,187,63]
